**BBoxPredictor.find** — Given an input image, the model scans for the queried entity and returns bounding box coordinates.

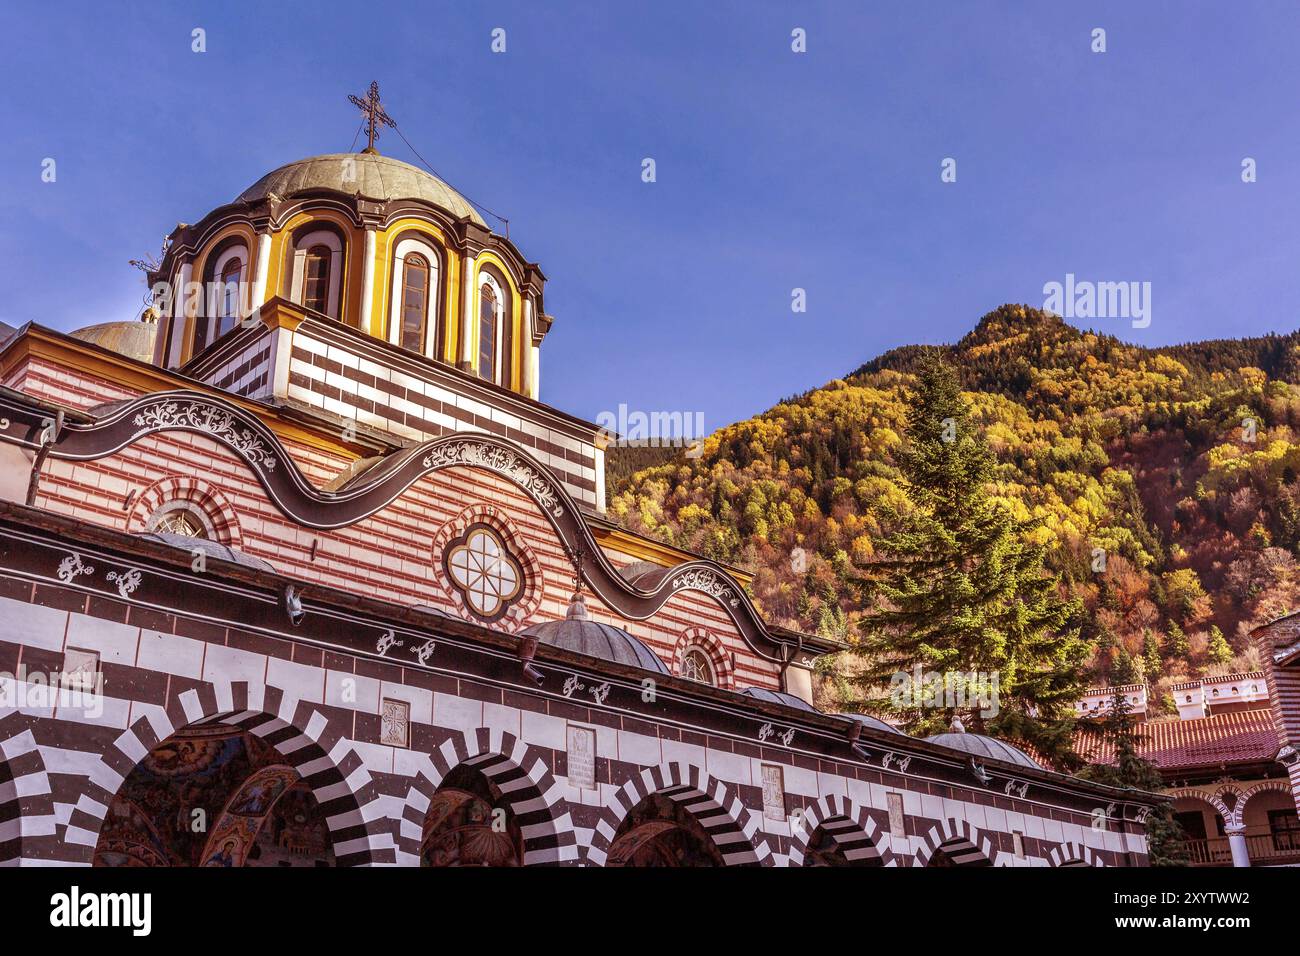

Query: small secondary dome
[837,712,907,736]
[70,321,157,363]
[137,532,274,572]
[739,687,817,712]
[925,732,1042,769]
[521,593,668,674]
[236,153,486,227]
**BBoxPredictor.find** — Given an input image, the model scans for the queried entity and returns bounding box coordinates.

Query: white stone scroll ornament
[423,441,564,518]
[132,401,277,471]
[106,568,143,599]
[671,568,741,608]
[57,552,94,583]
[757,722,797,746]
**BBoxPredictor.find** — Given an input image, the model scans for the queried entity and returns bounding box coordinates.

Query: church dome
[235,153,485,227]
[739,687,817,712]
[521,594,668,674]
[924,732,1042,769]
[137,532,274,572]
[69,321,157,362]
[837,712,907,735]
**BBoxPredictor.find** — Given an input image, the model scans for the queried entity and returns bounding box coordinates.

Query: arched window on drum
[386,235,442,357]
[476,267,512,387]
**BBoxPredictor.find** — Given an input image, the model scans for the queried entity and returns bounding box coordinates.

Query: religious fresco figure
[204,840,237,868]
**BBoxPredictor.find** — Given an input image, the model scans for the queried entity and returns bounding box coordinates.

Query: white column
[460,255,477,368]
[783,663,814,704]
[1225,826,1251,867]
[593,444,606,513]
[359,228,377,334]
[251,233,272,310]
[529,341,541,398]
[521,298,534,397]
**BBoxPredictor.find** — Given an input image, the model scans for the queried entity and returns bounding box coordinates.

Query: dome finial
[949,715,966,734]
[565,591,589,621]
[565,544,589,620]
[348,81,396,154]
[569,544,586,591]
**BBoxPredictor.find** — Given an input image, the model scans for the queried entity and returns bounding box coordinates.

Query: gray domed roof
[837,712,907,735]
[410,604,456,619]
[521,594,668,674]
[739,687,817,712]
[925,732,1042,769]
[617,560,666,588]
[236,153,485,227]
[138,532,274,572]
[70,321,157,362]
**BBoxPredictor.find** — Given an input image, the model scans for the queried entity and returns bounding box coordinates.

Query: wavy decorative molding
[0,388,792,662]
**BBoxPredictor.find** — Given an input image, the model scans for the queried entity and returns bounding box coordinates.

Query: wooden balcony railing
[1184,828,1300,866]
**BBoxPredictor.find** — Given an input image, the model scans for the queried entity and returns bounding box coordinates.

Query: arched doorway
[606,793,728,867]
[420,764,524,866]
[924,838,992,867]
[801,819,884,867]
[93,723,336,867]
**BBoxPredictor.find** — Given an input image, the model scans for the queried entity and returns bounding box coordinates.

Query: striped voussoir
[67,680,390,866]
[396,727,578,866]
[914,816,994,867]
[786,793,893,867]
[1237,778,1291,814]
[1048,841,1104,867]
[126,474,243,548]
[1167,786,1235,827]
[674,628,735,690]
[584,762,771,867]
[0,718,58,865]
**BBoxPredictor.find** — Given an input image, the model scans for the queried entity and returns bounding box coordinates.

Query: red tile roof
[1077,709,1280,771]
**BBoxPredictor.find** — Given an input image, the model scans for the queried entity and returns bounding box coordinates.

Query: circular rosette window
[443,523,525,622]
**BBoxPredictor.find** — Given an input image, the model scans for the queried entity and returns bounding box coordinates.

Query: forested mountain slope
[607,305,1300,711]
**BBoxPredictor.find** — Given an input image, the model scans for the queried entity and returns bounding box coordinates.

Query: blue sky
[3,1,1300,430]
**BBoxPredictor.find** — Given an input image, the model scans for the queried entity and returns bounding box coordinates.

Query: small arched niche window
[288,228,343,319]
[147,502,211,539]
[387,235,441,357]
[681,646,716,686]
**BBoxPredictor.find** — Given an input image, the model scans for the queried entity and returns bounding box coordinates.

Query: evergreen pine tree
[1164,620,1190,660]
[1206,625,1232,666]
[1112,645,1140,685]
[1079,689,1188,866]
[853,356,1088,766]
[1142,628,1162,682]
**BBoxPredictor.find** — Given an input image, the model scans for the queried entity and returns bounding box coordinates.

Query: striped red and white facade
[0,153,1161,868]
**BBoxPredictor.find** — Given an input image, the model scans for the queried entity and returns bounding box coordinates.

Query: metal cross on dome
[348,81,396,153]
